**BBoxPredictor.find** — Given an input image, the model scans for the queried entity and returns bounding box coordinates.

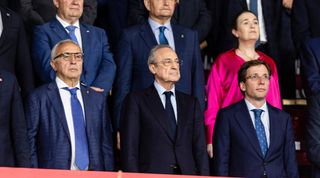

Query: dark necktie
[64,87,89,170]
[159,26,169,45]
[66,25,79,44]
[252,109,268,157]
[164,91,177,137]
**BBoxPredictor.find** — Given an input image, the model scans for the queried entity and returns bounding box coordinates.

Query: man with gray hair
[120,44,209,175]
[26,39,114,170]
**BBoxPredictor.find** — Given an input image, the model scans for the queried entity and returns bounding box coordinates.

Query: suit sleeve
[191,0,212,42]
[32,25,56,83]
[120,94,140,172]
[25,93,40,168]
[81,0,97,24]
[292,0,310,50]
[283,114,299,178]
[213,110,230,176]
[91,29,116,93]
[19,0,45,25]
[11,77,30,167]
[113,31,133,130]
[101,99,115,171]
[192,99,210,175]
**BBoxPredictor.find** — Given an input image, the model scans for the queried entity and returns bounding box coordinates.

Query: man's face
[54,0,83,23]
[144,0,176,23]
[149,47,180,86]
[50,42,83,83]
[240,64,270,102]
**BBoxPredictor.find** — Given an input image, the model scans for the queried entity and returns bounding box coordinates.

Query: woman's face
[232,12,260,42]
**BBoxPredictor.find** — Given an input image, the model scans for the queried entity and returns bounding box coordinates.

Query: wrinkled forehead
[57,42,82,53]
[155,47,177,60]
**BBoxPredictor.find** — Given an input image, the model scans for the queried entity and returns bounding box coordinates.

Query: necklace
[236,49,259,61]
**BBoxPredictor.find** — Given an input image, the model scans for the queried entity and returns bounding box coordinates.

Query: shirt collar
[154,81,176,97]
[56,77,81,89]
[148,17,172,32]
[56,15,80,29]
[244,99,267,111]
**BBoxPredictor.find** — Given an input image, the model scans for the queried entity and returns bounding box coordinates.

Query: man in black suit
[213,60,298,177]
[0,6,35,98]
[120,44,209,175]
[0,70,30,167]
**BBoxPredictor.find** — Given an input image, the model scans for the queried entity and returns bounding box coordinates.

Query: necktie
[66,25,79,44]
[252,109,268,157]
[159,26,169,45]
[64,87,89,170]
[164,91,177,137]
[249,0,260,46]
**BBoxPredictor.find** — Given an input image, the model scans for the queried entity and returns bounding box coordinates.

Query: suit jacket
[207,0,282,61]
[113,23,205,129]
[213,100,298,178]
[32,18,116,94]
[120,85,209,175]
[127,0,211,42]
[25,82,114,170]
[0,70,30,167]
[292,0,320,51]
[0,7,35,97]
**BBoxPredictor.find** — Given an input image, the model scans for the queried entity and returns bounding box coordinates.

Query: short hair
[238,60,271,85]
[147,44,174,65]
[51,39,81,60]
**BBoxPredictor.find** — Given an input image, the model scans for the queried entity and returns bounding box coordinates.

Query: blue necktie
[64,87,89,170]
[249,0,260,46]
[252,109,268,157]
[159,26,169,45]
[164,91,177,137]
[66,25,79,44]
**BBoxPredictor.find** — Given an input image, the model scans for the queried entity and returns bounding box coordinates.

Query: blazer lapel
[175,92,188,141]
[265,104,281,159]
[50,19,70,41]
[139,24,158,49]
[145,86,175,142]
[79,24,90,76]
[47,82,71,140]
[240,0,249,9]
[172,25,185,58]
[0,9,9,47]
[235,100,264,158]
[80,86,94,136]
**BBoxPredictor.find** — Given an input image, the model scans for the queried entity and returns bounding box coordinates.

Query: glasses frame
[53,52,84,61]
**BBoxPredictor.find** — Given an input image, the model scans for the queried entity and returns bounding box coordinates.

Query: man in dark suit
[114,0,205,131]
[32,0,115,95]
[0,70,30,167]
[213,60,298,178]
[0,6,35,98]
[120,45,209,175]
[300,37,320,178]
[26,40,114,170]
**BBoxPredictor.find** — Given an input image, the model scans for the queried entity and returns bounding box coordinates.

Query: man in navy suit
[114,0,205,131]
[213,60,298,178]
[26,40,114,170]
[32,0,115,95]
[120,45,209,175]
[301,37,320,178]
[0,70,30,167]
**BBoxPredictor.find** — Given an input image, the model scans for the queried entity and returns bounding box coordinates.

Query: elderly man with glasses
[25,39,114,171]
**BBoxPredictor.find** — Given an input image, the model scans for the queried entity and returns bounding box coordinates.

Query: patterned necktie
[252,109,268,157]
[66,25,79,44]
[159,26,169,45]
[64,87,89,170]
[164,91,177,137]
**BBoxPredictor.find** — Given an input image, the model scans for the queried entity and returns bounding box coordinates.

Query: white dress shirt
[56,15,83,49]
[56,77,86,170]
[148,18,176,50]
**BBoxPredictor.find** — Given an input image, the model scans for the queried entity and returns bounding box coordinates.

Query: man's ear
[148,64,156,75]
[239,82,246,92]
[144,0,151,11]
[50,60,57,72]
[53,0,59,9]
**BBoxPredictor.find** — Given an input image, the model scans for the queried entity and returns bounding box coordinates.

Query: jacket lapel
[172,25,185,58]
[139,24,158,49]
[0,9,10,47]
[47,82,71,140]
[79,24,90,73]
[50,19,70,41]
[235,100,264,158]
[265,104,281,159]
[175,92,188,141]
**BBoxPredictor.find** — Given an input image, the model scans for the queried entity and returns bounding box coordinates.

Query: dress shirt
[0,11,3,37]
[245,99,270,146]
[56,15,83,49]
[148,18,175,50]
[56,77,86,170]
[154,81,178,122]
[246,0,267,43]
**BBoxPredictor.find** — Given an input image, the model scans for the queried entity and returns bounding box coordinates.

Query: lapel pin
[87,90,89,94]
[6,13,10,17]
[0,78,3,82]
[181,34,184,38]
[86,30,90,33]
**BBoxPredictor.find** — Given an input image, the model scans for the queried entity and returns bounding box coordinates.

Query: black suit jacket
[213,100,299,178]
[127,0,211,42]
[207,0,282,61]
[120,85,209,175]
[0,70,30,167]
[0,7,35,97]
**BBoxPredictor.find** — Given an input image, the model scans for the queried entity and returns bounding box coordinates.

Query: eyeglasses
[53,52,83,61]
[246,74,270,81]
[152,58,183,67]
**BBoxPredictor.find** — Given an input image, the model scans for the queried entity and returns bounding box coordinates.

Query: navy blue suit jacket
[113,23,205,129]
[213,100,298,178]
[120,85,209,175]
[32,18,116,93]
[0,70,30,167]
[25,82,114,170]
